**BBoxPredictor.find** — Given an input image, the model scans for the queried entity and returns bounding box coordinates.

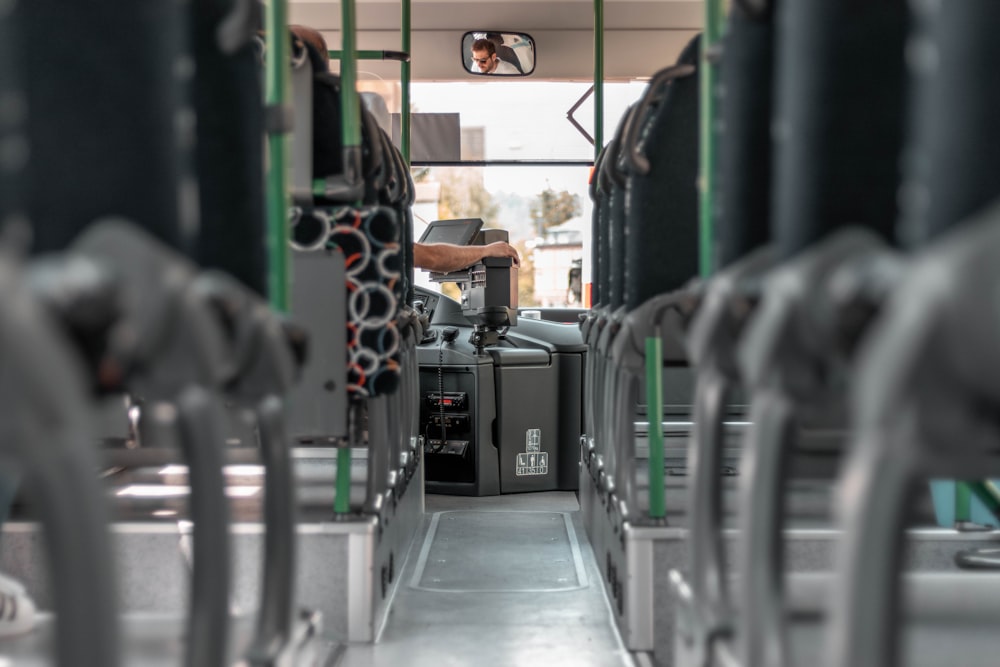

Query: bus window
[358,80,649,306]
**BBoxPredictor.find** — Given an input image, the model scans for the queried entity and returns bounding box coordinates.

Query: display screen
[418,218,483,246]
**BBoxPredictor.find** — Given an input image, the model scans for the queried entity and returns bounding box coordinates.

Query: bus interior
[1,1,1000,666]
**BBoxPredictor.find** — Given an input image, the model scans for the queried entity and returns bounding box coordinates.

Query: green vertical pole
[401,0,412,163]
[340,0,362,159]
[699,0,724,279]
[955,481,973,523]
[594,0,604,157]
[646,337,666,519]
[334,0,361,515]
[265,0,290,311]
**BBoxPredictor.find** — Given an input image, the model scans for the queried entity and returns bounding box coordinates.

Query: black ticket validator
[420,218,518,352]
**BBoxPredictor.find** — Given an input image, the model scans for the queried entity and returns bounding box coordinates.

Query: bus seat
[825,206,1000,667]
[285,35,404,402]
[604,106,634,313]
[720,1,912,664]
[680,2,780,657]
[579,143,609,483]
[825,2,1000,665]
[0,254,121,667]
[714,1,774,271]
[496,43,525,74]
[579,35,703,560]
[12,1,314,658]
[597,35,702,524]
[8,9,234,661]
[372,128,423,497]
[62,221,238,666]
[292,37,388,207]
[191,0,267,297]
[622,34,701,309]
[902,0,1000,528]
[897,2,1000,248]
[583,106,635,516]
[16,1,196,257]
[770,7,906,261]
[595,143,613,310]
[577,38,705,648]
[284,29,419,523]
[63,217,315,663]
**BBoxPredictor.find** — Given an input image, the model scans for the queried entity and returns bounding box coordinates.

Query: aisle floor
[338,492,635,667]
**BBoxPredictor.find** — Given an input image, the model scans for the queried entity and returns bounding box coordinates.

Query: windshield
[359,79,649,306]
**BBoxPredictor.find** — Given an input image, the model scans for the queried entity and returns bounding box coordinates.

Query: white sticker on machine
[516,429,548,476]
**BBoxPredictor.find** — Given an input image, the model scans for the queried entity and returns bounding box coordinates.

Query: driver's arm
[413,241,520,273]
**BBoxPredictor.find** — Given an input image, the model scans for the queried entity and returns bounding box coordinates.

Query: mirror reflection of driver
[470,38,519,75]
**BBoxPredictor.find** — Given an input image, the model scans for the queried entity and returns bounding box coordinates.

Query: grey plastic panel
[556,353,584,490]
[494,357,562,494]
[416,292,585,496]
[95,395,131,442]
[390,112,461,162]
[287,251,348,441]
[288,53,314,205]
[487,347,550,366]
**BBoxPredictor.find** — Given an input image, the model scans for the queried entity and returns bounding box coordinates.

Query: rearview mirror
[461,31,536,76]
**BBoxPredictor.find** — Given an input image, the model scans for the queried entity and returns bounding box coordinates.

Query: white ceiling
[289,1,703,32]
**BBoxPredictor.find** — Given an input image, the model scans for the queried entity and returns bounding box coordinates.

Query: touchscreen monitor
[418,218,484,246]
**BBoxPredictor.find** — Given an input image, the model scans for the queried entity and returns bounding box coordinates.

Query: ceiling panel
[289,1,703,31]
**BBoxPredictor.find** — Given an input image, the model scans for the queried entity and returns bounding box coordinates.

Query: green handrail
[334,0,361,516]
[699,0,724,279]
[646,336,666,519]
[265,0,290,311]
[340,0,362,171]
[328,49,410,61]
[594,0,604,157]
[401,0,411,163]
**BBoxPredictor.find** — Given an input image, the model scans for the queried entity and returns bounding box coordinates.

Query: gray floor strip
[338,492,635,667]
[412,510,587,593]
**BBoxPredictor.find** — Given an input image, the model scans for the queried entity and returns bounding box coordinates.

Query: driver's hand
[483,241,520,266]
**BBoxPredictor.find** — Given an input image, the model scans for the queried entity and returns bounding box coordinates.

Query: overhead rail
[329,49,410,61]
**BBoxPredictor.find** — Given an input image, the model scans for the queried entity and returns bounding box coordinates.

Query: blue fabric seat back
[898,0,1000,247]
[771,1,910,257]
[192,0,268,296]
[715,2,776,269]
[16,1,194,256]
[603,106,635,310]
[622,36,701,310]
